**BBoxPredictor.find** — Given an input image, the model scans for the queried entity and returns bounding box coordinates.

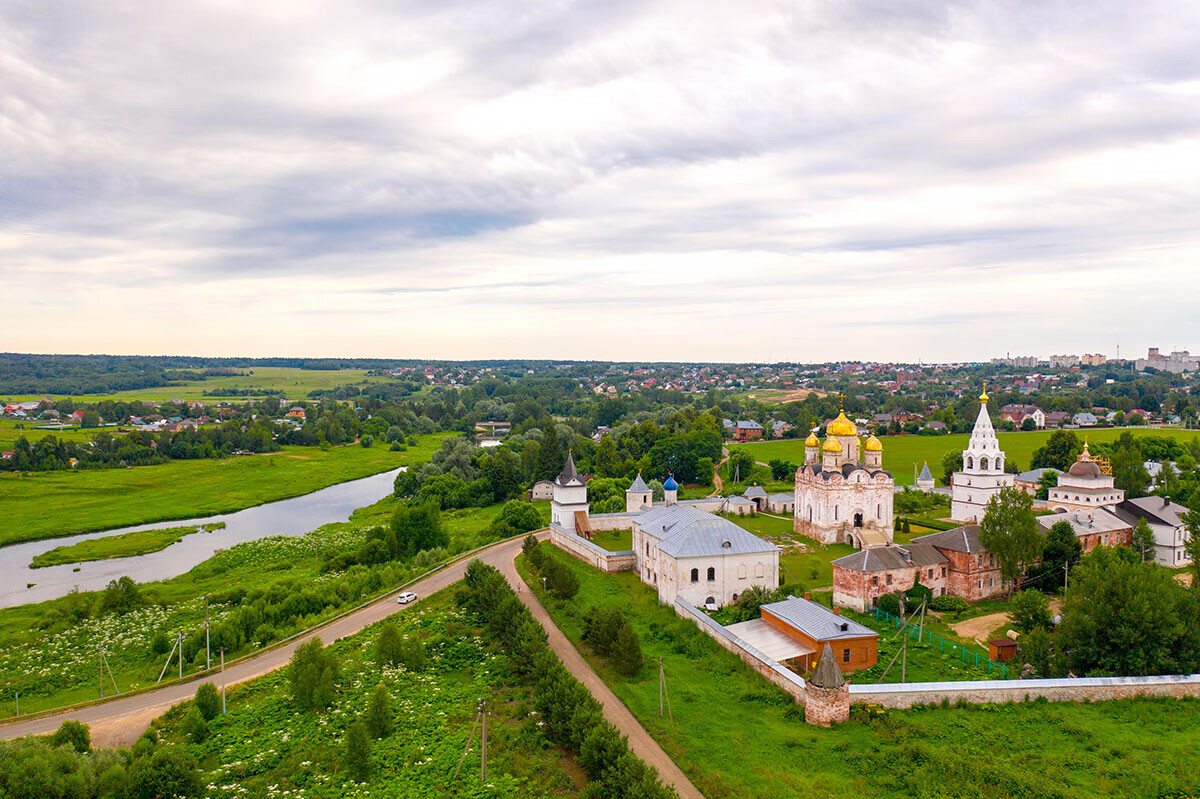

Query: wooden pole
[481,698,487,780]
[220,648,226,715]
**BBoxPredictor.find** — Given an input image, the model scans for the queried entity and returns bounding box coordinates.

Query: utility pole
[178,631,183,680]
[13,692,16,717]
[1064,561,1070,592]
[658,657,674,727]
[100,647,104,698]
[481,698,487,780]
[220,648,226,715]
[205,596,211,671]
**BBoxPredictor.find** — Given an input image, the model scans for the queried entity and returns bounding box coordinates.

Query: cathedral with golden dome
[793,401,895,549]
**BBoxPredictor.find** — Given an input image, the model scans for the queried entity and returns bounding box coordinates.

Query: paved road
[0,533,706,797]
[0,535,534,747]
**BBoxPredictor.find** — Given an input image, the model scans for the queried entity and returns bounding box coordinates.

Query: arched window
[808,507,813,522]
[690,568,699,583]
[835,506,839,520]
[877,503,882,518]
[707,566,716,581]
[967,456,974,470]
[981,457,989,471]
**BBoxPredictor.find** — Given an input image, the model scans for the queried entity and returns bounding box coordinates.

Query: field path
[500,558,706,799]
[1,533,704,797]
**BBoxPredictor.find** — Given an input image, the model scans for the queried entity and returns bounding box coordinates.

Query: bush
[359,434,374,448]
[194,682,221,721]
[929,595,969,614]
[1008,589,1052,634]
[179,707,209,743]
[50,720,90,753]
[128,746,202,799]
[611,624,644,677]
[876,592,901,615]
[364,684,394,738]
[582,606,627,656]
[905,578,933,608]
[344,719,372,781]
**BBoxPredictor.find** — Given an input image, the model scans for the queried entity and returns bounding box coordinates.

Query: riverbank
[0,434,450,547]
[29,523,226,568]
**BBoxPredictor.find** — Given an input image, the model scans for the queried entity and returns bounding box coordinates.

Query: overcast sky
[3,0,1199,363]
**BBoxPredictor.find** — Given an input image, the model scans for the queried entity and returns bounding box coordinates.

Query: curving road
[0,532,704,798]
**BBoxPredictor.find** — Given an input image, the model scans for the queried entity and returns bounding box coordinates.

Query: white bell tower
[950,387,1015,522]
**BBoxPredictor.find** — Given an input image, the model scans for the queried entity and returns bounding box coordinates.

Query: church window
[967,456,974,470]
[977,579,982,589]
[981,457,989,470]
[737,564,747,579]
[877,503,882,518]
[707,566,716,581]
[977,554,984,567]
[690,568,699,583]
[886,574,893,585]
[835,506,839,520]
[755,563,764,578]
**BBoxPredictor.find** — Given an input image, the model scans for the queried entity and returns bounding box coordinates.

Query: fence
[869,606,1010,679]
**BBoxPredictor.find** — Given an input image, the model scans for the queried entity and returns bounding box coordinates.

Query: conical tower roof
[554,451,584,487]
[810,643,845,689]
[627,472,650,493]
[917,461,934,483]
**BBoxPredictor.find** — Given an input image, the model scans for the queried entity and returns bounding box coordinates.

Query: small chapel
[793,401,895,549]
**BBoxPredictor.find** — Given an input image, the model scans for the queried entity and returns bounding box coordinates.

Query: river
[0,467,403,609]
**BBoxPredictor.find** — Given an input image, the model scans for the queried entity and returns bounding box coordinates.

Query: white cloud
[1,0,1198,361]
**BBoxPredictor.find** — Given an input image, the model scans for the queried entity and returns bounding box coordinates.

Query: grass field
[591,528,632,552]
[732,427,1200,487]
[0,366,401,403]
[520,546,1200,798]
[0,419,99,448]
[0,434,451,547]
[0,494,547,717]
[150,590,584,798]
[29,523,225,568]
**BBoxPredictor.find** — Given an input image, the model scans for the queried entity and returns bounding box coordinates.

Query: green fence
[870,606,1009,679]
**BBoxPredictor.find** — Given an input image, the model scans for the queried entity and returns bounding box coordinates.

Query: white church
[950,388,1015,522]
[548,455,779,608]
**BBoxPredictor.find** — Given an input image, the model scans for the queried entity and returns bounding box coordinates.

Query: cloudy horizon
[3,0,1199,363]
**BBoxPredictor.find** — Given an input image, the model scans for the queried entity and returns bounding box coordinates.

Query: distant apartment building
[992,355,1039,368]
[1081,353,1107,366]
[1135,347,1199,374]
[1046,354,1081,368]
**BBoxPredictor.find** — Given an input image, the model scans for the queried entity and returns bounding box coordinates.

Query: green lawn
[591,528,632,552]
[29,523,225,568]
[732,427,1200,487]
[520,546,1200,798]
[0,366,399,403]
[0,434,451,547]
[718,512,854,589]
[149,590,585,798]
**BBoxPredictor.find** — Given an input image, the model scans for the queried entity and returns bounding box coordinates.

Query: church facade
[793,409,895,549]
[950,389,1015,522]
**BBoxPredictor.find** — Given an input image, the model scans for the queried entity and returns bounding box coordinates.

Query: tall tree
[1131,518,1156,562]
[390,500,447,557]
[1030,431,1083,470]
[1109,432,1151,497]
[978,487,1043,589]
[288,637,339,711]
[536,425,564,480]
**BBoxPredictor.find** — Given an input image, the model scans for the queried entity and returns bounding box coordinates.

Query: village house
[528,479,555,501]
[729,420,764,441]
[1044,411,1071,427]
[1000,403,1045,428]
[1014,467,1059,496]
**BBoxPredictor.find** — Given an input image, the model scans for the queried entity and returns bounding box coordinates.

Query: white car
[397,591,418,605]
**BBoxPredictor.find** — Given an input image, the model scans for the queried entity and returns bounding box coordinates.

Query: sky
[2,0,1199,363]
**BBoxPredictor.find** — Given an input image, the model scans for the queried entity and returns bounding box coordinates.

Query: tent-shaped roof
[627,473,650,493]
[810,643,846,689]
[554,452,586,488]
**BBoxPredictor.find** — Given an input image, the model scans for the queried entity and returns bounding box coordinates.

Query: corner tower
[551,452,589,532]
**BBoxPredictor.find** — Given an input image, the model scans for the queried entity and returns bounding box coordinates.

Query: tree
[1020,416,1037,431]
[288,637,339,710]
[1031,431,1083,470]
[1132,518,1155,562]
[485,500,544,540]
[1058,547,1196,676]
[1184,510,1200,583]
[179,707,209,743]
[1008,589,1052,633]
[978,487,1043,589]
[1109,433,1151,497]
[536,425,564,480]
[1018,627,1065,678]
[768,459,795,482]
[49,720,90,753]
[364,684,394,738]
[611,623,644,677]
[344,719,372,781]
[390,500,447,557]
[129,746,202,799]
[1035,470,1059,500]
[194,682,221,721]
[1028,520,1082,592]
[941,450,961,487]
[544,559,580,599]
[359,434,374,448]
[374,620,427,671]
[727,450,755,484]
[80,410,100,428]
[100,576,143,614]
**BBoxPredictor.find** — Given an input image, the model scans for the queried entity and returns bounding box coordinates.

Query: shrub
[128,746,202,799]
[544,559,580,600]
[1008,589,1052,634]
[929,595,969,614]
[179,707,208,743]
[50,720,90,753]
[194,683,221,721]
[344,719,372,781]
[611,624,644,677]
[876,592,901,615]
[364,684,394,738]
[905,578,933,609]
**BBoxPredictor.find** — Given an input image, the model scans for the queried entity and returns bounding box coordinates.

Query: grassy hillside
[0,434,450,546]
[520,545,1200,799]
[732,427,1200,487]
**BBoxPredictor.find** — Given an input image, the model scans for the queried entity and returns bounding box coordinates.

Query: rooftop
[635,504,778,559]
[761,596,877,641]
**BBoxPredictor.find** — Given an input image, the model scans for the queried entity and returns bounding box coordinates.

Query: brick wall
[805,684,850,725]
[833,562,948,612]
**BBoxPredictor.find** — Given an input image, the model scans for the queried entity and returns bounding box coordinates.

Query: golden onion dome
[822,436,843,453]
[826,411,857,437]
[979,384,989,404]
[865,434,883,452]
[805,430,820,447]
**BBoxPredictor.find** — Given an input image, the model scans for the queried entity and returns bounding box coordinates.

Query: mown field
[0,434,451,547]
[732,427,1200,487]
[0,495,547,717]
[520,546,1200,799]
[0,419,99,448]
[0,366,399,403]
[152,590,584,798]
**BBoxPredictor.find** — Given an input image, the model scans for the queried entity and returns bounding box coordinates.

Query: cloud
[1,0,1199,361]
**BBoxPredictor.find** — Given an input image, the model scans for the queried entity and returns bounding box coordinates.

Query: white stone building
[793,411,895,549]
[632,504,779,607]
[1047,443,1124,512]
[1114,497,1194,568]
[950,390,1015,522]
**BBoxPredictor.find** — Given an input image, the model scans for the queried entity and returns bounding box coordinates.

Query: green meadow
[29,523,226,568]
[0,434,451,547]
[732,427,1200,487]
[520,545,1200,799]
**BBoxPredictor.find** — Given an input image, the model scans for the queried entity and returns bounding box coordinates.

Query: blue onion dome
[663,474,679,491]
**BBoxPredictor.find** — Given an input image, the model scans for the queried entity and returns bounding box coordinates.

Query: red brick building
[831,544,948,612]
[760,595,878,673]
[910,526,1005,602]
